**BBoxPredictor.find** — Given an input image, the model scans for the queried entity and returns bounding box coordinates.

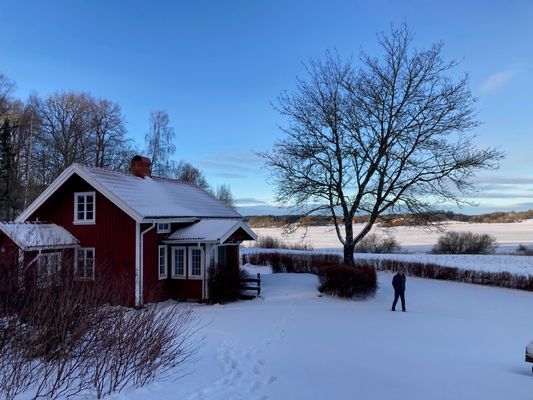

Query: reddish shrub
[318,264,377,298]
[243,252,341,274]
[244,250,533,292]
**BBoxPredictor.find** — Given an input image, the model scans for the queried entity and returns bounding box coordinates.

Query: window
[157,222,171,233]
[209,245,217,268]
[75,248,95,280]
[74,192,95,223]
[188,247,204,278]
[37,252,61,288]
[171,247,186,278]
[158,245,167,279]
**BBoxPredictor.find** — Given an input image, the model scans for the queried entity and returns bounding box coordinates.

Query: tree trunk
[343,219,355,266]
[343,242,355,266]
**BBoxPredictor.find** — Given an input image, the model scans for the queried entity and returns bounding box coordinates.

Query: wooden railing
[240,273,261,297]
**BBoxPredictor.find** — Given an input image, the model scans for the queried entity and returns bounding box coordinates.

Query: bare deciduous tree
[145,110,176,177]
[0,74,15,119]
[90,98,128,169]
[263,25,503,265]
[176,160,210,190]
[215,184,236,209]
[34,91,93,178]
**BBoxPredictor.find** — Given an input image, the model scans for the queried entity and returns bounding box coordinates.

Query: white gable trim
[219,221,258,243]
[16,164,144,223]
[163,219,257,244]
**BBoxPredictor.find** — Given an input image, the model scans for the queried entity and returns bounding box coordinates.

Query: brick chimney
[131,155,152,178]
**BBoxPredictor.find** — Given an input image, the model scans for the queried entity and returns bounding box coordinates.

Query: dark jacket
[392,273,406,292]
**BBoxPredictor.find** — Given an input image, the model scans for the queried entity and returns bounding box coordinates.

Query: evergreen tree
[0,118,14,220]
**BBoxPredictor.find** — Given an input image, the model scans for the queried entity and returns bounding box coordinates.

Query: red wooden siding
[0,233,19,268]
[164,243,207,301]
[142,224,169,303]
[27,174,137,305]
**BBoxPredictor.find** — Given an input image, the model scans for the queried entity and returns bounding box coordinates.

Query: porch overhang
[0,222,80,251]
[163,218,257,245]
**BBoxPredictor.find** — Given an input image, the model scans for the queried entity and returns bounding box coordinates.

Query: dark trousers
[392,290,406,311]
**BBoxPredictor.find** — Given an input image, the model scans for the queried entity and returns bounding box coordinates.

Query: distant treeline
[245,210,533,228]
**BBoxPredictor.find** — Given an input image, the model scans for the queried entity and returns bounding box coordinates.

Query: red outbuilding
[1,156,257,307]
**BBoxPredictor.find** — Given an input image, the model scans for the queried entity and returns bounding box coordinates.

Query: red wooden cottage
[0,156,257,307]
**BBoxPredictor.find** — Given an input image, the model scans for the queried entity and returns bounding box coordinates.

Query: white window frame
[74,247,95,281]
[74,192,96,224]
[158,245,168,279]
[37,252,61,288]
[171,246,186,279]
[157,222,171,233]
[188,246,204,280]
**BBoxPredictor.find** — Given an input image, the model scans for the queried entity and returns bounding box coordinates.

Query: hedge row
[243,252,341,274]
[242,251,533,292]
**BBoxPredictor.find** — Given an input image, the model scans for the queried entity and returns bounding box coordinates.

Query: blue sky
[0,0,532,215]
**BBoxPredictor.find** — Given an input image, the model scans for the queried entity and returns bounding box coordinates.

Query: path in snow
[117,268,533,400]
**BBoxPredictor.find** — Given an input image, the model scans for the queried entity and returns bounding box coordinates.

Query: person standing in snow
[391,269,406,312]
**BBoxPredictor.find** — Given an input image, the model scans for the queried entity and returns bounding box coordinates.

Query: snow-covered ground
[116,267,533,400]
[249,220,533,253]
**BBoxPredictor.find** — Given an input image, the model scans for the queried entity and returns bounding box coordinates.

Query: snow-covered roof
[16,163,242,222]
[166,219,257,243]
[0,222,79,251]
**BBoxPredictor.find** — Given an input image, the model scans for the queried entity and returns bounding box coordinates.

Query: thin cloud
[467,192,533,199]
[196,160,251,173]
[211,172,248,179]
[480,68,516,93]
[236,197,269,205]
[473,175,533,185]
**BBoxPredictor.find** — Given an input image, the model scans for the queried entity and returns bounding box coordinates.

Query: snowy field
[117,267,533,400]
[246,220,533,276]
[249,220,533,253]
[242,248,533,276]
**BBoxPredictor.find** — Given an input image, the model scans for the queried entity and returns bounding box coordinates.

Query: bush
[0,260,200,400]
[516,244,533,256]
[318,264,377,298]
[207,264,244,304]
[255,235,313,251]
[432,231,497,254]
[244,250,533,292]
[354,233,400,253]
[243,252,341,274]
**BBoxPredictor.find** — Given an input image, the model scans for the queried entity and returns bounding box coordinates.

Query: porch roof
[165,218,257,244]
[0,222,79,251]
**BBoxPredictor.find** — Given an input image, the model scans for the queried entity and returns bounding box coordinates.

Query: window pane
[174,249,184,275]
[86,211,94,220]
[86,260,93,278]
[159,247,166,276]
[86,202,94,212]
[191,249,201,276]
[77,201,84,212]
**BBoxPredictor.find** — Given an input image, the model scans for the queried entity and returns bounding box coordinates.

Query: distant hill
[245,210,533,228]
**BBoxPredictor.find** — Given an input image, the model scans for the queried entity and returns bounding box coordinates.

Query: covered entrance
[162,219,257,300]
